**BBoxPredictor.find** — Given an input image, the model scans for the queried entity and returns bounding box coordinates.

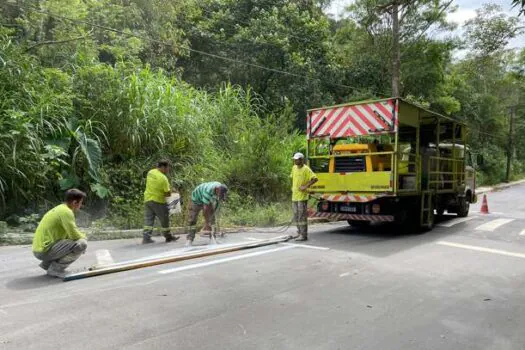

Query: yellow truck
[307,98,477,229]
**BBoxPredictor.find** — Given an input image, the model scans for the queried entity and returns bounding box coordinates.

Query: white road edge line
[437,241,525,259]
[438,216,475,228]
[475,218,515,231]
[158,246,295,275]
[248,237,329,250]
[282,243,330,251]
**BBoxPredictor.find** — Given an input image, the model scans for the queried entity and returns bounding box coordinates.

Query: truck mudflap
[309,211,395,222]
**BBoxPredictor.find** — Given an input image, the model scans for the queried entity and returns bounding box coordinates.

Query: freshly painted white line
[245,237,263,241]
[475,218,514,231]
[95,249,114,265]
[339,272,350,277]
[438,217,475,227]
[437,241,525,259]
[158,246,295,274]
[519,229,525,236]
[282,243,330,251]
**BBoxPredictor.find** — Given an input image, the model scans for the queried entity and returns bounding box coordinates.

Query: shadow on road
[5,275,62,291]
[308,214,461,258]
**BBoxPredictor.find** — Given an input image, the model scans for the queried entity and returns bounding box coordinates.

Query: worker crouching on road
[290,152,318,241]
[185,182,228,247]
[143,160,180,244]
[32,189,88,278]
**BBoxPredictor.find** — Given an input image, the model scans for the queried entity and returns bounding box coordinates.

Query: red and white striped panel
[307,100,397,139]
[310,212,394,222]
[320,194,378,202]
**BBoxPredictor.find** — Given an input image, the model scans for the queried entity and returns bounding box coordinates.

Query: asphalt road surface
[2,185,525,349]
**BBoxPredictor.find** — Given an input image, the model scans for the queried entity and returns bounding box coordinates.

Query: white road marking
[475,218,514,231]
[95,249,114,265]
[339,272,350,277]
[437,241,525,259]
[438,217,475,227]
[245,237,263,241]
[158,246,295,275]
[282,243,330,251]
[519,229,525,236]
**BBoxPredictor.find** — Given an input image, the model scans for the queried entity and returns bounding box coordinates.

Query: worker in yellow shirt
[290,152,318,241]
[143,160,179,244]
[32,189,88,278]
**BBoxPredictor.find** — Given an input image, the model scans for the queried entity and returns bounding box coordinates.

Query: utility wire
[5,3,517,143]
[12,3,382,94]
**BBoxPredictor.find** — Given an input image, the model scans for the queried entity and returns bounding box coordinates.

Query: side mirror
[476,154,484,167]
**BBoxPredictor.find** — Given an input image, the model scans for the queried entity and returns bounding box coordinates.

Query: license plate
[340,205,357,213]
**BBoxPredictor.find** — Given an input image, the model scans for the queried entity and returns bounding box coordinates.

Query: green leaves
[465,4,522,56]
[90,183,110,199]
[75,130,103,182]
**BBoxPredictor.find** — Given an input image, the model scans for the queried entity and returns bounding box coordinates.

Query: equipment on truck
[306,98,477,230]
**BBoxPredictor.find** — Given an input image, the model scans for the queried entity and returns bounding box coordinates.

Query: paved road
[2,186,525,349]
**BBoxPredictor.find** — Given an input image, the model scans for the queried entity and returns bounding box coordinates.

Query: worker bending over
[290,152,318,241]
[186,182,228,247]
[143,160,179,244]
[32,189,88,278]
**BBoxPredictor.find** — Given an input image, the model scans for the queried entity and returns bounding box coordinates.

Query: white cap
[292,152,304,160]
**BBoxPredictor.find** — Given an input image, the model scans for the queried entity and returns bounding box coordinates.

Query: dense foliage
[1,0,524,227]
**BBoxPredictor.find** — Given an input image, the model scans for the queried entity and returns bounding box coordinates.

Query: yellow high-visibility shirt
[290,165,317,202]
[144,168,170,203]
[32,204,86,253]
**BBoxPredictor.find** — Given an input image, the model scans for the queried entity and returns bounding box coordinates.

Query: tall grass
[1,41,302,225]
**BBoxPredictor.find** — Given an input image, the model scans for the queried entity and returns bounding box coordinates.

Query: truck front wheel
[457,197,470,217]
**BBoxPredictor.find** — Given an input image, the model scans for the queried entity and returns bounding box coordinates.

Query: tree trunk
[506,107,515,182]
[391,2,401,97]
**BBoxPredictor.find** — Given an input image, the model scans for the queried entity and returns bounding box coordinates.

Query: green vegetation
[1,1,525,231]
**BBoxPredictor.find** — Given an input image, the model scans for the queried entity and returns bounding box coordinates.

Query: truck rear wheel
[457,197,470,217]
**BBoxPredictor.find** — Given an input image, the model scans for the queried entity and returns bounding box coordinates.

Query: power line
[6,2,511,142]
[11,3,384,95]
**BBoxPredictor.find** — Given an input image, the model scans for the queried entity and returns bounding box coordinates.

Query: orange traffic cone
[480,194,489,214]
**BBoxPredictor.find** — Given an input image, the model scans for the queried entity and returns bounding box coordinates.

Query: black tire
[457,197,470,217]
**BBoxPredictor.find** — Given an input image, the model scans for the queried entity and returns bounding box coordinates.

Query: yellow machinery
[307,98,477,229]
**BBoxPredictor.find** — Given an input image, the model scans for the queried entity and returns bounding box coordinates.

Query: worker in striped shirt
[185,182,228,247]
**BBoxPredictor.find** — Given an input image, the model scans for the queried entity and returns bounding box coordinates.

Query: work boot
[39,261,50,271]
[164,234,180,243]
[142,237,155,244]
[47,264,66,278]
[295,236,308,242]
